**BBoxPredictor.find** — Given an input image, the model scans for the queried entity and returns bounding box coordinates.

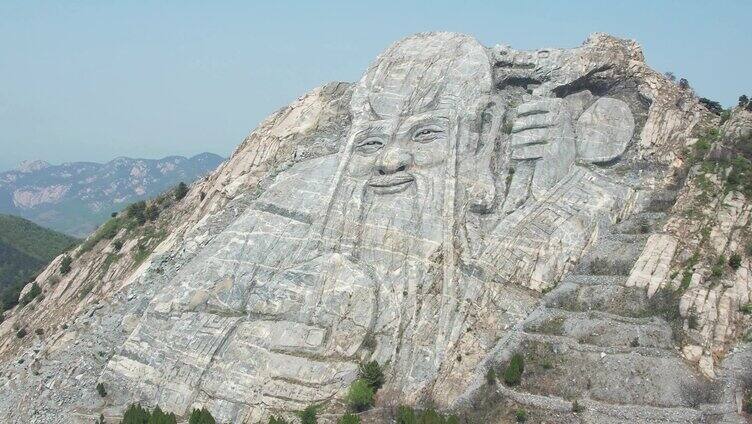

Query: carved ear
[467,96,504,213]
[575,97,634,164]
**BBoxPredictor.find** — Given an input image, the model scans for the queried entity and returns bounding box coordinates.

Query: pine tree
[60,255,72,275]
[358,361,384,391]
[189,407,217,424]
[503,354,524,386]
[175,182,188,201]
[121,403,150,424]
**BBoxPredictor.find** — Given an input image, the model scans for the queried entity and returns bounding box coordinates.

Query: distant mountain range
[0,153,224,236]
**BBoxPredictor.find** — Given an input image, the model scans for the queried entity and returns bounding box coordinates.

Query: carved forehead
[351,33,493,120]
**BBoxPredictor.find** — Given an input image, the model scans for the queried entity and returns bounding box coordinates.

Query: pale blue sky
[1,1,750,171]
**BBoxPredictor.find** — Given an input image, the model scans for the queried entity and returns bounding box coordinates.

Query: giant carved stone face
[347,109,455,195]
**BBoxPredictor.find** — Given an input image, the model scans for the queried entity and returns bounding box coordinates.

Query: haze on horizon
[1,0,750,172]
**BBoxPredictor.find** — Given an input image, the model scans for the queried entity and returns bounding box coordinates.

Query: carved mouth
[368,175,415,194]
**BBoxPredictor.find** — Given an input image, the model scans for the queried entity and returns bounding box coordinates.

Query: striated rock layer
[0,32,750,423]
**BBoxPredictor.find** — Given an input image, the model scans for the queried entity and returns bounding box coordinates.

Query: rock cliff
[0,32,750,424]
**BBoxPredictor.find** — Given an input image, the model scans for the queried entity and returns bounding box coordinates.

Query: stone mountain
[0,32,751,424]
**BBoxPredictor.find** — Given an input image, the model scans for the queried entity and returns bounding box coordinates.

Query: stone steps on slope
[572,233,651,277]
[613,211,669,235]
[545,281,664,318]
[492,383,707,424]
[507,335,714,410]
[522,307,676,349]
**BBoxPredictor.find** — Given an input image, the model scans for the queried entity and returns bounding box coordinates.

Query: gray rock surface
[0,32,750,424]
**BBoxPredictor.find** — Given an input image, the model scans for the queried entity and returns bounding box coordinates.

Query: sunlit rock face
[100,33,641,421]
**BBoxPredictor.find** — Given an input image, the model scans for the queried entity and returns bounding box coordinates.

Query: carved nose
[375,148,412,175]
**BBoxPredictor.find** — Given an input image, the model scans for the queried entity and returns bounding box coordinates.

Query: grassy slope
[0,214,78,311]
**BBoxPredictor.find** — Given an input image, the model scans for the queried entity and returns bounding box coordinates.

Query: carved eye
[355,138,384,154]
[412,126,445,143]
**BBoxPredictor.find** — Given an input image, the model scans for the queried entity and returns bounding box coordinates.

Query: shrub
[396,405,417,424]
[740,95,749,107]
[572,399,585,413]
[711,264,724,278]
[96,382,107,398]
[189,407,216,424]
[145,205,160,222]
[268,417,292,424]
[485,367,497,384]
[358,360,385,391]
[96,413,106,424]
[515,409,527,422]
[113,240,123,251]
[729,253,742,270]
[34,328,44,336]
[15,328,27,338]
[740,304,752,314]
[745,392,752,413]
[503,354,524,386]
[347,379,374,412]
[60,255,72,275]
[420,409,444,424]
[175,182,188,201]
[127,201,147,225]
[20,283,41,305]
[297,405,318,424]
[338,413,360,424]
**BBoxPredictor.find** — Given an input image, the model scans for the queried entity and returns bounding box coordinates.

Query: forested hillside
[0,214,78,313]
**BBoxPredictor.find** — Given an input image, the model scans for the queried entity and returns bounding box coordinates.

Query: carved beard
[322,168,448,282]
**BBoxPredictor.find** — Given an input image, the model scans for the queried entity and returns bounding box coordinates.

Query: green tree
[419,409,444,424]
[485,367,497,385]
[297,405,318,424]
[60,255,72,275]
[147,406,177,424]
[396,406,417,424]
[175,182,188,201]
[189,408,216,424]
[121,403,150,424]
[346,379,374,412]
[338,413,360,424]
[96,382,107,397]
[358,360,385,391]
[96,413,106,424]
[268,417,292,424]
[20,282,41,305]
[127,201,147,225]
[503,354,524,386]
[145,205,160,222]
[515,409,527,422]
[729,253,742,270]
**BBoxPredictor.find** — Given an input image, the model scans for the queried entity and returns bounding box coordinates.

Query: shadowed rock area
[0,32,751,423]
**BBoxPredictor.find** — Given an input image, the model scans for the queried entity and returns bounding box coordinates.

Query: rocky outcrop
[0,32,750,424]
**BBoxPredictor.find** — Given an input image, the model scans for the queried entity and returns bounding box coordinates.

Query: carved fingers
[510,98,575,161]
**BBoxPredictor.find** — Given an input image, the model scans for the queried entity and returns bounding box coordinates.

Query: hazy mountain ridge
[0,153,224,237]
